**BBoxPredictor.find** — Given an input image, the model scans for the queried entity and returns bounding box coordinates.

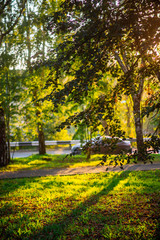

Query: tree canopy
[43,0,160,161]
[0,0,160,166]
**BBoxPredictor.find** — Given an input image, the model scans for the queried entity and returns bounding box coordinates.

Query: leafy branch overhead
[45,0,160,104]
[45,0,160,162]
[56,94,125,138]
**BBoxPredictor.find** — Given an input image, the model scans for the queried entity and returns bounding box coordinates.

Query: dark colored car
[71,136,132,155]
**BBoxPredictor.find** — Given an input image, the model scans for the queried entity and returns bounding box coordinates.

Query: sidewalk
[0,162,160,179]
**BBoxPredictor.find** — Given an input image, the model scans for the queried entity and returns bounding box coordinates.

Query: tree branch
[0,0,27,46]
[114,51,128,73]
[0,0,12,15]
[121,51,130,71]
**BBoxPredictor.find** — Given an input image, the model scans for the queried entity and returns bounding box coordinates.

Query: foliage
[0,171,160,239]
[44,0,160,162]
[0,0,27,46]
[7,0,71,143]
[57,94,125,139]
[47,0,160,100]
[1,0,160,165]
[142,90,160,134]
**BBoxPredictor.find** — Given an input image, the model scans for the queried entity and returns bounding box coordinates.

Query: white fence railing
[10,138,153,147]
[10,140,81,148]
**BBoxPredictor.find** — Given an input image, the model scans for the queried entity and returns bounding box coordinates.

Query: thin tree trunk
[34,92,46,155]
[132,94,144,161]
[37,122,46,155]
[25,6,46,155]
[0,107,10,166]
[36,22,46,155]
[6,115,11,163]
[5,39,11,162]
[125,97,131,136]
[37,23,46,155]
[114,51,145,161]
[101,119,109,135]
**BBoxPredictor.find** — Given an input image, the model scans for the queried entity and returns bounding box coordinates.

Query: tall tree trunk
[25,6,46,155]
[101,119,109,135]
[132,94,144,161]
[37,122,46,155]
[34,92,46,155]
[125,97,131,136]
[37,22,46,155]
[114,51,145,161]
[5,39,11,163]
[6,115,11,163]
[0,107,10,166]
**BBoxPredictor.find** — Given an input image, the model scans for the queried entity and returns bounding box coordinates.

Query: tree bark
[34,96,46,155]
[37,122,46,155]
[5,37,11,163]
[0,107,10,166]
[125,97,131,136]
[37,22,46,155]
[114,51,145,161]
[101,119,109,135]
[132,94,144,161]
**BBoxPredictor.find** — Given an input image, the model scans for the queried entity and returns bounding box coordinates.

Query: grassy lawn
[0,154,101,172]
[0,170,160,239]
[0,153,160,172]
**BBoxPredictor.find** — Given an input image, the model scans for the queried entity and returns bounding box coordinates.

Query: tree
[24,1,47,154]
[16,0,55,154]
[0,0,27,166]
[45,0,160,161]
[12,0,67,152]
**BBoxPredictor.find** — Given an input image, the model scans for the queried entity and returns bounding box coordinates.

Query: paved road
[10,148,71,158]
[1,162,160,180]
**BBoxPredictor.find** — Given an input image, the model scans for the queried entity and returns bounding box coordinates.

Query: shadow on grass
[27,172,126,240]
[0,177,40,197]
[154,220,160,240]
[1,171,160,239]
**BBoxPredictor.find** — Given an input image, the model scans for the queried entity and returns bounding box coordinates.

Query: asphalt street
[11,148,160,158]
[10,148,71,158]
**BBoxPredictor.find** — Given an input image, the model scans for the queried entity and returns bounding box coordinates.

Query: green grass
[0,154,101,172]
[0,153,160,172]
[0,170,160,239]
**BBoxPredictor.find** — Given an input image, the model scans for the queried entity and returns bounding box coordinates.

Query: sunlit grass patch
[0,170,160,239]
[0,153,160,172]
[0,154,100,172]
[151,153,160,162]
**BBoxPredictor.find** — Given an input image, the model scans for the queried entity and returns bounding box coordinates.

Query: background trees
[19,0,66,154]
[0,0,27,166]
[0,0,72,162]
[0,0,160,166]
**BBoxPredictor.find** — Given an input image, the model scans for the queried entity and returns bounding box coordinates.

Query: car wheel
[72,148,81,155]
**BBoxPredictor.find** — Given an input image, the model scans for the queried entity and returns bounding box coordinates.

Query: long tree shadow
[155,222,160,240]
[28,171,128,240]
[0,177,41,197]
